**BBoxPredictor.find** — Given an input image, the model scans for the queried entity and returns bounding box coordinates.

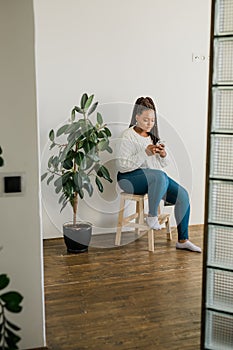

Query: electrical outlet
[192,53,206,62]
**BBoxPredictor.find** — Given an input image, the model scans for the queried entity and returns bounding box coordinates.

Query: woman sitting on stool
[117,96,201,253]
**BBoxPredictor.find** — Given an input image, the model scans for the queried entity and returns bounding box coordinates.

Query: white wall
[34,0,211,239]
[0,1,45,349]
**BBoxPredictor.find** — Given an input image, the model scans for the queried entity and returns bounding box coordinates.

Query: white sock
[176,240,201,253]
[146,216,161,230]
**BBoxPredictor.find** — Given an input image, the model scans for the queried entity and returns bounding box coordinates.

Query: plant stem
[73,193,78,225]
[0,301,6,350]
[47,169,61,176]
[72,142,78,225]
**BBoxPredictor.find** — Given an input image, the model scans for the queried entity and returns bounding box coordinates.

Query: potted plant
[0,274,23,350]
[0,146,4,167]
[42,93,113,253]
[0,150,23,349]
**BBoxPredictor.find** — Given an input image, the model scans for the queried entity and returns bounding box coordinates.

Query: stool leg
[166,217,172,241]
[135,198,144,236]
[115,196,125,246]
[135,200,140,236]
[148,228,154,252]
[138,198,144,226]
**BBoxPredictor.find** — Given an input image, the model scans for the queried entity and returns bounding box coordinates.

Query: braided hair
[129,97,159,145]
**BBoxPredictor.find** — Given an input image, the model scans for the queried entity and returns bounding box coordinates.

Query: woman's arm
[156,142,169,168]
[117,134,146,172]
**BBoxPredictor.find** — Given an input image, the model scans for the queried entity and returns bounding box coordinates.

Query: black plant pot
[63,221,92,254]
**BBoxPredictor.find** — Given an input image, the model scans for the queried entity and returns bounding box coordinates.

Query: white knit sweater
[117,126,169,173]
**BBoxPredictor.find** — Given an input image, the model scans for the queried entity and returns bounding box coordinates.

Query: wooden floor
[43,225,203,350]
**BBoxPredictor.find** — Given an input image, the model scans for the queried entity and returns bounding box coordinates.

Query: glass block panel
[205,310,233,350]
[209,180,233,225]
[215,0,233,35]
[207,268,233,312]
[213,38,233,84]
[212,88,233,132]
[210,135,233,179]
[208,225,233,269]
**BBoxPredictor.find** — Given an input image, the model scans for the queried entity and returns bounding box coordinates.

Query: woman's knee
[117,171,148,194]
[145,169,168,185]
[178,186,190,204]
[117,178,134,193]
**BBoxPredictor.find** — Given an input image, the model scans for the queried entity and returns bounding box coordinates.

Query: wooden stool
[115,192,172,252]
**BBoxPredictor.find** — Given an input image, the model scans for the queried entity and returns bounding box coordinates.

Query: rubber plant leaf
[97,112,103,125]
[0,274,10,290]
[80,93,88,109]
[84,94,94,110]
[95,176,103,192]
[87,101,98,116]
[1,291,23,313]
[49,129,55,142]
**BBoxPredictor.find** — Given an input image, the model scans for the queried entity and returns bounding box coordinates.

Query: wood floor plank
[43,225,203,350]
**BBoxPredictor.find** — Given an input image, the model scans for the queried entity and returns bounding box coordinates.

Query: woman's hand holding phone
[146,141,166,157]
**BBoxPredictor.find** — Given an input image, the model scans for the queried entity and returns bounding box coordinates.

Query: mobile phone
[157,140,165,145]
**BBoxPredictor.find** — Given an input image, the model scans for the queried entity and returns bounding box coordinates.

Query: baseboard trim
[24,347,48,350]
[43,224,204,241]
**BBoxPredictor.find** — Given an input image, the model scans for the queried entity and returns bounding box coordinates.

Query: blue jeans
[117,169,190,240]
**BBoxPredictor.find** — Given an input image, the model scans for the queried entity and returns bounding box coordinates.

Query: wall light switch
[0,172,25,197]
[4,176,22,193]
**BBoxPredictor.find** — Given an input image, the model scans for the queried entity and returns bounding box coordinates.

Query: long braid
[129,96,159,145]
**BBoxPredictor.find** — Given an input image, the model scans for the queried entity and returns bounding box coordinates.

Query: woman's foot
[146,216,161,230]
[176,240,201,253]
